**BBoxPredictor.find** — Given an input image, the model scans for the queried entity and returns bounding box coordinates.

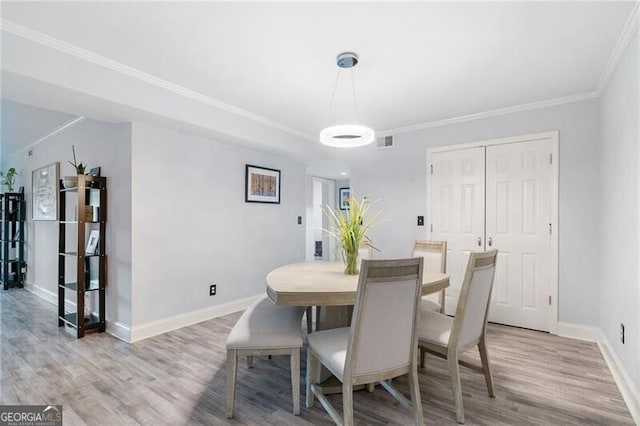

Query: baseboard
[557,321,601,342]
[598,331,640,424]
[26,282,57,305]
[128,294,263,343]
[106,321,132,342]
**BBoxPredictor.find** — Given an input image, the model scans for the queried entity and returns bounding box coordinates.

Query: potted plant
[0,168,18,192]
[322,196,383,275]
[63,145,87,188]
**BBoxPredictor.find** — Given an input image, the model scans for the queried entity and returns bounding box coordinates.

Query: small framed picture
[339,187,351,210]
[85,230,100,255]
[245,164,281,204]
[89,167,101,177]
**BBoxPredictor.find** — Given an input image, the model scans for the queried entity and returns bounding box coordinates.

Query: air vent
[376,135,394,149]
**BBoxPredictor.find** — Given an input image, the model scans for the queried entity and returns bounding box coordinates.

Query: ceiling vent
[376,135,394,149]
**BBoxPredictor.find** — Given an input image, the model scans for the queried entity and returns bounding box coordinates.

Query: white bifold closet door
[430,139,553,332]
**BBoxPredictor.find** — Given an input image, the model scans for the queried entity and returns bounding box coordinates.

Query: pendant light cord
[350,68,362,123]
[325,69,341,124]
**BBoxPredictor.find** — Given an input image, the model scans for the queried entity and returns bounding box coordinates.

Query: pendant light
[319,52,375,148]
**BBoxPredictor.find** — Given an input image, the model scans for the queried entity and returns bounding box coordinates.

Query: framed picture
[85,230,100,255]
[339,187,351,210]
[245,164,281,204]
[89,167,101,177]
[32,162,60,221]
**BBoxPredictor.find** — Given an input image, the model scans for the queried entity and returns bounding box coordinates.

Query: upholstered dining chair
[226,295,305,418]
[306,242,373,334]
[418,249,498,424]
[306,257,425,426]
[412,240,447,313]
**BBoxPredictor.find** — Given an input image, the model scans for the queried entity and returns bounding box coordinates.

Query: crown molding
[0,19,315,142]
[596,2,640,96]
[0,16,628,142]
[377,91,599,137]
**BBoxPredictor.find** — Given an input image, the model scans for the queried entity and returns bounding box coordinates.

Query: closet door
[485,140,553,330]
[430,147,485,315]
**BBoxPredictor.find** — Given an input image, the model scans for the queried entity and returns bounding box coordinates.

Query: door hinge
[549,223,552,235]
[430,164,434,175]
[549,153,553,164]
[548,295,552,305]
[430,224,433,232]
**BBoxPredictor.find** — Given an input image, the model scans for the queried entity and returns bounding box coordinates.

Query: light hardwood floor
[0,289,633,425]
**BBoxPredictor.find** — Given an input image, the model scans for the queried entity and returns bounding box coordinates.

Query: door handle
[477,237,482,247]
[488,237,493,247]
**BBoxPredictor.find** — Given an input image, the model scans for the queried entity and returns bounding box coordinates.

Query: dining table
[266,260,450,393]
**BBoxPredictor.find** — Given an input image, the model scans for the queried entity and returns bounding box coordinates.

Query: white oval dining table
[266,261,450,328]
[266,261,450,393]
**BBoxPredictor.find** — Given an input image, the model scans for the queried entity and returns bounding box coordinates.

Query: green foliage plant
[69,144,87,174]
[322,196,384,275]
[0,168,18,192]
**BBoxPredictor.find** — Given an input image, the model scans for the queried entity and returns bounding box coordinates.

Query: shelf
[60,220,78,224]
[58,312,101,329]
[58,252,101,257]
[60,186,101,193]
[59,282,101,292]
[0,239,22,243]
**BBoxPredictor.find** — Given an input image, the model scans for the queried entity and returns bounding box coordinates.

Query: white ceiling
[0,1,637,158]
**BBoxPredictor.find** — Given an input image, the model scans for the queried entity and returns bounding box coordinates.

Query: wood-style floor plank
[0,289,633,425]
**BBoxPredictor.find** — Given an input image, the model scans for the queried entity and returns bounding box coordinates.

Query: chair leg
[247,355,253,368]
[306,306,313,333]
[226,349,238,419]
[306,349,319,408]
[408,364,424,426]
[367,383,375,393]
[439,289,446,314]
[420,346,426,368]
[478,338,495,397]
[342,381,354,426]
[448,352,465,424]
[291,348,300,415]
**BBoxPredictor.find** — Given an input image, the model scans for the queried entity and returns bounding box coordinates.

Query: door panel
[485,140,552,330]
[430,147,484,315]
[429,138,554,331]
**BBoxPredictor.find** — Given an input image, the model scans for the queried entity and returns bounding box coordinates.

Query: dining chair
[306,242,373,334]
[417,249,498,424]
[306,257,424,426]
[412,240,447,313]
[226,295,305,418]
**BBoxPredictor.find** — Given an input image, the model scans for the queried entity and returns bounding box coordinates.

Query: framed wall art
[245,164,281,204]
[339,187,351,210]
[32,162,60,221]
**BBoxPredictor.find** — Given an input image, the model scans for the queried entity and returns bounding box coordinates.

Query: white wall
[0,114,132,328]
[130,122,306,325]
[341,99,600,326]
[600,27,639,390]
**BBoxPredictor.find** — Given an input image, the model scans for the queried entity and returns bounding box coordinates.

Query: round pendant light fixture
[319,52,375,148]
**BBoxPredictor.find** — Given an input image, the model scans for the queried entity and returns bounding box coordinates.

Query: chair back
[358,242,373,260]
[450,250,498,349]
[345,258,424,381]
[412,240,447,273]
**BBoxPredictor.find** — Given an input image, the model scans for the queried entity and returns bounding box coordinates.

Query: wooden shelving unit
[58,175,107,338]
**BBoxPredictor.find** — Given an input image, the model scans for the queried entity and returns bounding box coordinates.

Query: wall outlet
[417,216,424,226]
[297,216,302,225]
[209,284,217,296]
[620,323,625,344]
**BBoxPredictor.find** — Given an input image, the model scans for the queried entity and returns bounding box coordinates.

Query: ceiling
[1,1,638,159]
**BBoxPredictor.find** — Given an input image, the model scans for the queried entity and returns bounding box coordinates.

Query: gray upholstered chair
[226,295,305,418]
[412,240,447,313]
[306,258,425,426]
[306,243,372,334]
[418,249,498,424]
